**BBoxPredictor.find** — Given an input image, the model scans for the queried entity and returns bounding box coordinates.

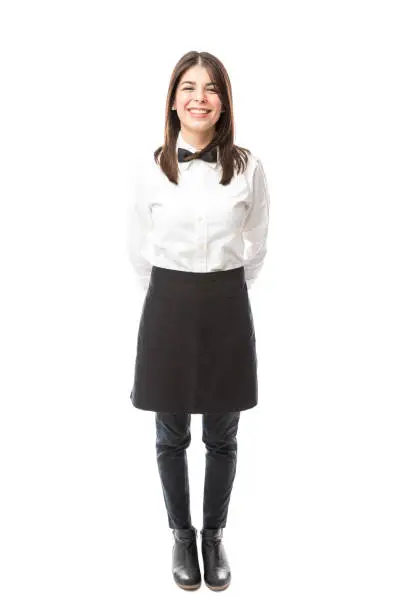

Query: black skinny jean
[155,411,241,530]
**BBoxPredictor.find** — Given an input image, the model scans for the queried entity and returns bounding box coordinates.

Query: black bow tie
[177,147,218,164]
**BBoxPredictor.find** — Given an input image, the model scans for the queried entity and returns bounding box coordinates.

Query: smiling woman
[172,67,224,148]
[127,49,270,592]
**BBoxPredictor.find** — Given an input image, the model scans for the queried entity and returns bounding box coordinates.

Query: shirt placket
[191,164,207,273]
[197,209,207,272]
[185,163,207,273]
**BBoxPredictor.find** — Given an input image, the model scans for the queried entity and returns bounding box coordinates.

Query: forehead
[180,64,214,83]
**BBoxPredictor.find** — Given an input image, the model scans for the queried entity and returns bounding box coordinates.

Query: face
[173,64,223,136]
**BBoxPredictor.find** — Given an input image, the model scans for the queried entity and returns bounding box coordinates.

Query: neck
[180,127,215,151]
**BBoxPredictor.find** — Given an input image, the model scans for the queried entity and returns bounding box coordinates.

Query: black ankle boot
[172,527,201,590]
[200,527,231,591]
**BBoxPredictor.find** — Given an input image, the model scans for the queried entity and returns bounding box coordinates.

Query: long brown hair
[153,51,251,186]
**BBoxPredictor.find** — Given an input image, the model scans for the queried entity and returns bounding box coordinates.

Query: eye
[182,87,218,93]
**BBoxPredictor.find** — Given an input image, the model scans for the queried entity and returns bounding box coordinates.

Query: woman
[127,50,270,591]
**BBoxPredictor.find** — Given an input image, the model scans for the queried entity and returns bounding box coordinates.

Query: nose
[195,92,207,103]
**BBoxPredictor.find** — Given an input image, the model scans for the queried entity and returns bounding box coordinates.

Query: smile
[188,109,211,116]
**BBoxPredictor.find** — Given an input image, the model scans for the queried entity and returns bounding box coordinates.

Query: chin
[186,119,217,129]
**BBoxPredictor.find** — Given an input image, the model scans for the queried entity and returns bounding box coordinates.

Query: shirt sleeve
[126,174,153,292]
[243,157,270,289]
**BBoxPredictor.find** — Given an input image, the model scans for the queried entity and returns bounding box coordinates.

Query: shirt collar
[176,130,220,172]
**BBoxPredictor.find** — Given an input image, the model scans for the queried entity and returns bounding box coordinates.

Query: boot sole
[204,580,231,591]
[175,580,202,590]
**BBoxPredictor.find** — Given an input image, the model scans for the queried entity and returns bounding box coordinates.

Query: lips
[188,109,212,120]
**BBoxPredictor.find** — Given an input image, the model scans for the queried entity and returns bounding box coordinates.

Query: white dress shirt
[127,129,270,292]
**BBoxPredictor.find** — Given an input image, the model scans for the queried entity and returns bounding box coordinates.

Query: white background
[1,0,407,609]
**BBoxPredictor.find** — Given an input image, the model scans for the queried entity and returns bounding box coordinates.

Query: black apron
[129,264,258,414]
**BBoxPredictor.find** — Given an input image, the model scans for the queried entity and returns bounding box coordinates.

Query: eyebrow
[180,80,217,86]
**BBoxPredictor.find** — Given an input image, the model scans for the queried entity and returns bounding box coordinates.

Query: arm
[126,175,153,292]
[243,158,270,289]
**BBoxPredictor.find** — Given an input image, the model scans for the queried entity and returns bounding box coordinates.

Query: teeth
[189,109,210,114]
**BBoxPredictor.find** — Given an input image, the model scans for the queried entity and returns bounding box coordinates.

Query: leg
[202,411,241,529]
[155,411,192,529]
